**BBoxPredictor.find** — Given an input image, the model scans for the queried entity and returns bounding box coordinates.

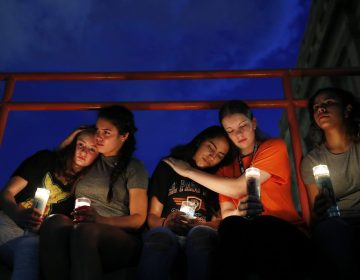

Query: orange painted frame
[1,67,360,226]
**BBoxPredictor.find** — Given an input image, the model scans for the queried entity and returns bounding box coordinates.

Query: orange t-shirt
[218,138,303,225]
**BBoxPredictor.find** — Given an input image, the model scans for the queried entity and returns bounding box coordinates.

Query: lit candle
[245,167,261,199]
[33,188,50,216]
[180,200,196,218]
[75,197,91,209]
[312,164,340,217]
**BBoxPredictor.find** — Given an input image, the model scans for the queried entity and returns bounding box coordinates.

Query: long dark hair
[170,125,232,174]
[98,105,137,202]
[54,126,97,189]
[307,87,360,145]
[219,100,268,155]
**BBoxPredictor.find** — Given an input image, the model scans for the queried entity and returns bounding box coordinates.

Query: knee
[187,226,217,249]
[40,214,72,235]
[71,223,99,246]
[143,227,178,252]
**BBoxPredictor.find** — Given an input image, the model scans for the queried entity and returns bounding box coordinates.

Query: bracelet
[161,218,166,227]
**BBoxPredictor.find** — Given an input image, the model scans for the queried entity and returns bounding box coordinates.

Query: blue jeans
[137,225,217,280]
[0,234,39,280]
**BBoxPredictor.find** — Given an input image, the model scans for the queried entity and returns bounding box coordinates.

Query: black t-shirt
[149,161,219,221]
[13,150,75,217]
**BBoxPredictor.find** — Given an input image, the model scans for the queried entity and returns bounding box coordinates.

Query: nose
[316,105,326,114]
[96,132,103,144]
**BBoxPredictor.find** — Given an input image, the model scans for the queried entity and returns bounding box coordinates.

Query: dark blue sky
[0,0,311,188]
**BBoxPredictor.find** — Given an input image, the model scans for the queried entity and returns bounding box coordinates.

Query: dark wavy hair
[169,125,232,219]
[307,87,360,145]
[98,105,137,202]
[218,100,268,155]
[55,126,97,190]
[170,125,232,174]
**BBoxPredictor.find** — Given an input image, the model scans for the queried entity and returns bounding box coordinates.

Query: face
[221,113,256,155]
[95,118,129,156]
[312,92,345,130]
[73,133,98,170]
[192,136,229,169]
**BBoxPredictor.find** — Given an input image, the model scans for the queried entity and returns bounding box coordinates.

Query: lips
[77,156,86,161]
[317,114,329,122]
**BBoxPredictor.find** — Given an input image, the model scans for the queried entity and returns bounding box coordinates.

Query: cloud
[0,0,309,72]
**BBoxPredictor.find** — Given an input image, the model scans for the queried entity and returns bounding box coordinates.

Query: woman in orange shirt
[165,100,309,279]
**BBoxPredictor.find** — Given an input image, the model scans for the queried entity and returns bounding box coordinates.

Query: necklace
[238,142,259,175]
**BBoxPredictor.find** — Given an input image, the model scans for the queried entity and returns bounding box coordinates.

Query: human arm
[220,195,263,219]
[305,183,332,225]
[147,195,195,235]
[58,125,93,149]
[72,188,148,231]
[163,157,271,199]
[0,176,42,228]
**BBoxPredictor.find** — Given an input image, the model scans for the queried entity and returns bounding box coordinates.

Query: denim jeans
[0,234,39,280]
[137,225,217,280]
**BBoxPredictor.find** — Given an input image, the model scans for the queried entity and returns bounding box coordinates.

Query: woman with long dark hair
[40,105,149,280]
[301,87,360,279]
[165,100,309,279]
[0,127,98,280]
[137,125,231,280]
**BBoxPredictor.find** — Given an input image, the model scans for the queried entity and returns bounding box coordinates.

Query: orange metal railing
[1,67,360,226]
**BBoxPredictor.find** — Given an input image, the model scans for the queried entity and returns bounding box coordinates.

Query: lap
[0,211,24,246]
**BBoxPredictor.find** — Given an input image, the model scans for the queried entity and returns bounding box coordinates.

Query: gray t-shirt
[75,156,148,217]
[301,142,360,218]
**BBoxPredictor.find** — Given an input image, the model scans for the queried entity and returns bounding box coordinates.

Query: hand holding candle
[312,164,340,217]
[180,200,197,219]
[73,197,93,223]
[24,187,50,233]
[33,188,50,216]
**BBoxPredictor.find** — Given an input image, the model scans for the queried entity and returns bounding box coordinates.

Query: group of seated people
[0,87,359,280]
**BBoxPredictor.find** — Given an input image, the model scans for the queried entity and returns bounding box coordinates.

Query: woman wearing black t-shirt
[0,127,98,280]
[137,126,231,280]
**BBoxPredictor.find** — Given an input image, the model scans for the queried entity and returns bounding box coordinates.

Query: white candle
[312,164,330,178]
[312,164,340,217]
[245,167,261,199]
[33,188,50,215]
[75,197,91,209]
[180,201,196,218]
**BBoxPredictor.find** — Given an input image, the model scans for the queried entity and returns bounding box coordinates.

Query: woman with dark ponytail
[40,105,149,280]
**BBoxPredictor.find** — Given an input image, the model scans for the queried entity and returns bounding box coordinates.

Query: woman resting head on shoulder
[148,125,232,233]
[40,105,149,280]
[137,125,231,280]
[0,126,98,279]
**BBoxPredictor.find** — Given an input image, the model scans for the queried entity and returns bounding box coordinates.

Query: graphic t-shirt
[150,161,219,222]
[13,150,75,217]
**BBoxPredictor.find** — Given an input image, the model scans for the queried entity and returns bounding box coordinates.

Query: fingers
[237,195,263,217]
[72,206,96,223]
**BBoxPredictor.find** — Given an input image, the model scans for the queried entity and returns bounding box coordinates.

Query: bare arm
[0,176,42,228]
[74,188,148,231]
[147,196,165,229]
[163,158,271,199]
[220,195,263,219]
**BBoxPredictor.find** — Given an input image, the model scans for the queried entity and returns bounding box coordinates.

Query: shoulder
[259,138,287,152]
[22,149,56,166]
[153,160,173,173]
[127,158,149,175]
[302,145,324,163]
